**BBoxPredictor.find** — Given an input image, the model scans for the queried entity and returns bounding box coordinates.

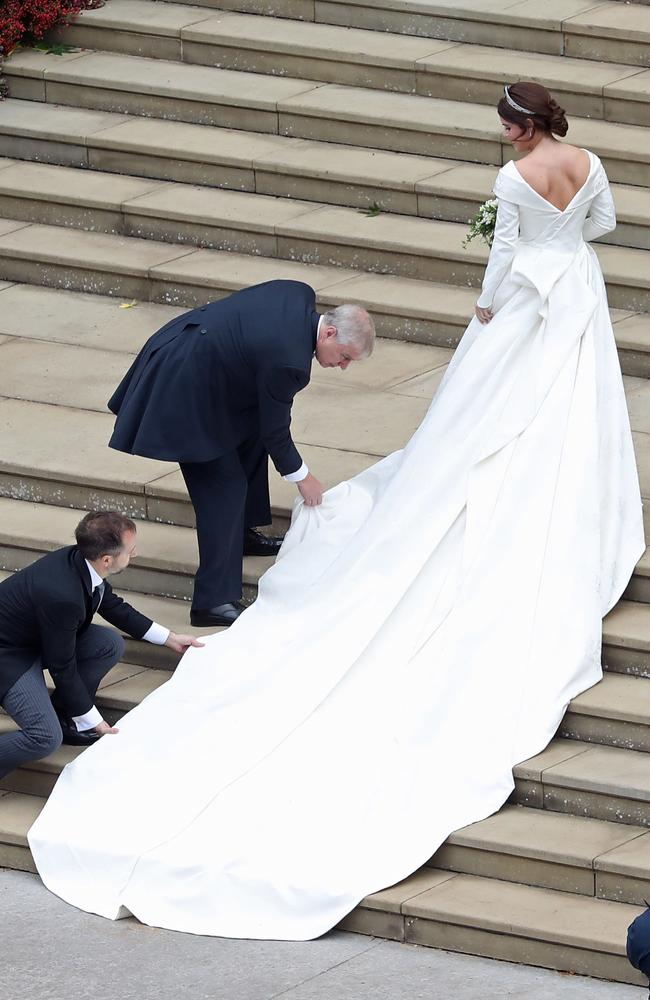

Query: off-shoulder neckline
[506,149,595,214]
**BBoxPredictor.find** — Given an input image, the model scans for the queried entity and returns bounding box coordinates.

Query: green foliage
[462,198,498,249]
[359,202,383,218]
[33,40,79,55]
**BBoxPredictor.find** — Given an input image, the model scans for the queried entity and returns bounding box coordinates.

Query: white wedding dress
[29,150,644,939]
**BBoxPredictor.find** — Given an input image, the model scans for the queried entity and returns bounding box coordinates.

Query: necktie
[92,582,105,614]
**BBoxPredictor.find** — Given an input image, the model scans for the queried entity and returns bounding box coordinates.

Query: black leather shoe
[59,718,101,747]
[243,527,284,557]
[190,602,245,627]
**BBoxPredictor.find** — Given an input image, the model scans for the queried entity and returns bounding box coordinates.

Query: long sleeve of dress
[476,197,520,309]
[582,176,616,242]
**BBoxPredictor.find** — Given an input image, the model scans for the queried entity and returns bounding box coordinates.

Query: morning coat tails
[108,280,319,478]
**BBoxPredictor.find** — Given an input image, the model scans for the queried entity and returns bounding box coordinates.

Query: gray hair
[322,304,375,359]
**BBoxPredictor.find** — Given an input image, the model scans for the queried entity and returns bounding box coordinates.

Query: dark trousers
[0,625,125,779]
[180,437,271,609]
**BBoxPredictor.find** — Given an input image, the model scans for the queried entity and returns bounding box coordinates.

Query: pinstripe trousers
[0,625,124,780]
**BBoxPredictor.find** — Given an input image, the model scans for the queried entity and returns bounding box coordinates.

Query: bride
[29,82,644,939]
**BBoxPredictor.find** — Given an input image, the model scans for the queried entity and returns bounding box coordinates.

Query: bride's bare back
[514,143,591,212]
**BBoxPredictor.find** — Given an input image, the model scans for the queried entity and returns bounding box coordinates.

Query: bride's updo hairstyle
[498,81,569,138]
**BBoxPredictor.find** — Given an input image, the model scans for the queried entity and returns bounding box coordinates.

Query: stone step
[0,786,643,985]
[54,2,650,127]
[0,304,646,536]
[4,719,650,907]
[93,666,650,755]
[82,658,650,757]
[626,547,650,604]
[84,662,175,718]
[1,202,650,322]
[3,102,650,254]
[29,652,650,755]
[344,868,646,985]
[431,804,650,905]
[0,683,647,795]
[560,672,650,754]
[0,220,482,350]
[0,791,43,872]
[3,697,650,875]
[604,599,650,678]
[0,482,647,675]
[0,399,384,537]
[0,493,648,732]
[0,718,84,797]
[2,550,648,682]
[3,158,650,303]
[2,286,648,411]
[510,737,650,827]
[0,496,268,603]
[158,0,650,69]
[0,292,646,539]
[0,99,493,217]
[6,702,650,812]
[5,49,650,186]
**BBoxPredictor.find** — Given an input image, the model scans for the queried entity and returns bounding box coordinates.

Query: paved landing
[0,869,644,1000]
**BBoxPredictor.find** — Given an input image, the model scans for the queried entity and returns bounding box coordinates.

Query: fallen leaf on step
[119,301,138,309]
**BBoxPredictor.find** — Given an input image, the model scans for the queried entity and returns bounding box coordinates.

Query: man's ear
[324,324,337,340]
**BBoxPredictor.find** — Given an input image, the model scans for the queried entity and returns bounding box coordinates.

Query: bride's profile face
[500,115,530,150]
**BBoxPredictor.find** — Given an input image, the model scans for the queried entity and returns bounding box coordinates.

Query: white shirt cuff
[143,622,170,645]
[72,705,103,732]
[283,462,309,483]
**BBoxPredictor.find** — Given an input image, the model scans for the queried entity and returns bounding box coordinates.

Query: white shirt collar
[85,559,104,591]
[314,314,324,356]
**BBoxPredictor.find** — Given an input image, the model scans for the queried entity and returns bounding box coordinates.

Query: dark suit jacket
[108,279,319,475]
[628,906,650,979]
[0,546,153,716]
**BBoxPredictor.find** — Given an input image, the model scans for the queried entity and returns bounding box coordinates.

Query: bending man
[107,279,375,627]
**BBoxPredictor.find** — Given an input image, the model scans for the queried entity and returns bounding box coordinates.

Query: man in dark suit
[628,906,650,996]
[0,511,202,780]
[108,280,375,627]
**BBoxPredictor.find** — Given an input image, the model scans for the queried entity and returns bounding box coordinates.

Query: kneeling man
[107,279,375,627]
[0,511,202,779]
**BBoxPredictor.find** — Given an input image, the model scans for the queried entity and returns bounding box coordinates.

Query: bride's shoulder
[560,145,604,172]
[493,160,521,198]
[561,147,609,194]
[572,146,607,182]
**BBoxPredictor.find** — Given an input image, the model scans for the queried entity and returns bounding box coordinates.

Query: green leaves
[358,201,383,218]
[33,41,78,55]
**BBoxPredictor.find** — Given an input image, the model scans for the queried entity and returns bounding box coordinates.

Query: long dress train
[28,150,644,939]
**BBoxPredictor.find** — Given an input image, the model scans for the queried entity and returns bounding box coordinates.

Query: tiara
[504,85,534,116]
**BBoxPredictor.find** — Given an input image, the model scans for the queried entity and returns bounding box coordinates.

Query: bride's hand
[475,304,494,325]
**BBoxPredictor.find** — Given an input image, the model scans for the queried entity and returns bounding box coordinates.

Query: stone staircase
[0,0,650,985]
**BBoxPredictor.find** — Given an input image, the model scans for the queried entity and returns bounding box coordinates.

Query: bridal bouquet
[462,198,498,249]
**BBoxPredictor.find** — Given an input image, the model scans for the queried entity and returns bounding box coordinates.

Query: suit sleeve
[256,366,308,477]
[97,582,153,638]
[35,598,94,717]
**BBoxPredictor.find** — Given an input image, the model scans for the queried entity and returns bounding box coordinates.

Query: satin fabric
[28,151,644,939]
